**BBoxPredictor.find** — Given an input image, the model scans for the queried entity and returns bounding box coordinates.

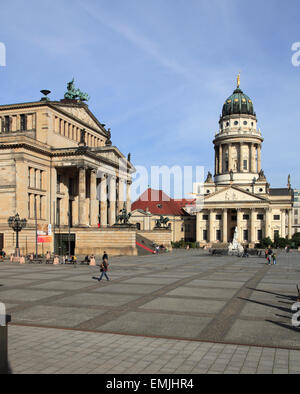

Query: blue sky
[0,0,300,196]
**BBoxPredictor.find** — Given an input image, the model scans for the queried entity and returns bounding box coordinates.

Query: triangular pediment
[51,102,106,134]
[205,186,268,203]
[96,147,135,172]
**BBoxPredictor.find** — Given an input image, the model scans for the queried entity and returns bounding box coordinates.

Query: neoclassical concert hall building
[0,82,136,255]
[194,77,293,247]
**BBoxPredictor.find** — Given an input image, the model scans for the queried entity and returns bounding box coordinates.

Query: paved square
[1,250,300,374]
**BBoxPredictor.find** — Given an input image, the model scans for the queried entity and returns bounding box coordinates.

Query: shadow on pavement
[247,287,297,302]
[239,297,292,314]
[266,320,300,333]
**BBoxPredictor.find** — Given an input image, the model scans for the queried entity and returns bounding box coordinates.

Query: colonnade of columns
[97,173,132,228]
[215,142,261,175]
[55,167,132,228]
[198,208,293,244]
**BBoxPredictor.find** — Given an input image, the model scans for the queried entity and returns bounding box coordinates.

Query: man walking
[98,256,110,282]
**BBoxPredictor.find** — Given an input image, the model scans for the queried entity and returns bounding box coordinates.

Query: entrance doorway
[54,234,76,256]
[0,234,4,250]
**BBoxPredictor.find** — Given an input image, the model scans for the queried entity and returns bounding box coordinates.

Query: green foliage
[292,233,300,247]
[171,240,198,249]
[273,237,289,249]
[258,237,274,249]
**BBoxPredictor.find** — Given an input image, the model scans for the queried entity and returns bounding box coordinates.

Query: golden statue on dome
[237,72,241,88]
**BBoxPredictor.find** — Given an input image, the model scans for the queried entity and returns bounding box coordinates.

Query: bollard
[0,314,11,374]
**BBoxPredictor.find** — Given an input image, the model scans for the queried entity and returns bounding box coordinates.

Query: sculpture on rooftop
[64,79,90,102]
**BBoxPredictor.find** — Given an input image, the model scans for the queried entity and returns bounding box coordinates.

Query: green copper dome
[222,88,255,117]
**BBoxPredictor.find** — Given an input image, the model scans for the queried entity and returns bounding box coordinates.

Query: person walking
[102,251,108,263]
[267,247,273,265]
[272,252,277,265]
[98,258,110,281]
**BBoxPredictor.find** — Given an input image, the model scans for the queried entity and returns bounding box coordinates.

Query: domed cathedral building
[195,75,293,247]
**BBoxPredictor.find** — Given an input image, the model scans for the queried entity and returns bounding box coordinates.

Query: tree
[259,237,274,249]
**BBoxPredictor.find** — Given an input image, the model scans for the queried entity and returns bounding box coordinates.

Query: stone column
[126,181,132,213]
[281,210,286,238]
[35,195,41,219]
[100,175,108,227]
[78,167,87,227]
[219,145,223,174]
[90,170,98,227]
[222,209,228,243]
[237,209,243,242]
[250,208,256,244]
[257,145,262,173]
[239,143,243,172]
[288,209,293,239]
[118,179,125,212]
[251,144,256,173]
[29,194,35,219]
[108,176,116,226]
[228,144,233,172]
[196,212,202,243]
[265,208,272,239]
[209,210,214,243]
[214,147,217,175]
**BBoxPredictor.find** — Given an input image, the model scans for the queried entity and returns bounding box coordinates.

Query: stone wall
[75,228,137,256]
[137,229,172,250]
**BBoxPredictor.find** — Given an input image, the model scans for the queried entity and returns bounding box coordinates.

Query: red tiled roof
[132,188,195,216]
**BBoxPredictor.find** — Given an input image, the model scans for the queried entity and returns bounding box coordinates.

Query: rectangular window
[257,230,263,241]
[243,229,249,241]
[28,194,31,218]
[40,196,43,219]
[57,174,61,193]
[216,230,221,241]
[295,209,298,216]
[69,178,74,196]
[40,171,43,190]
[34,169,37,189]
[273,215,280,221]
[216,215,222,220]
[203,230,208,241]
[203,215,208,220]
[257,214,264,220]
[20,114,27,131]
[243,214,250,220]
[56,198,61,226]
[4,116,10,132]
[231,216,237,222]
[243,160,248,170]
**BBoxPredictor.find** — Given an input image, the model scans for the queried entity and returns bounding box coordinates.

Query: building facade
[131,188,196,243]
[194,78,293,247]
[0,82,135,255]
[292,189,300,235]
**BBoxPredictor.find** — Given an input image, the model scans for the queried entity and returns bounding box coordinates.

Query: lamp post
[8,214,27,257]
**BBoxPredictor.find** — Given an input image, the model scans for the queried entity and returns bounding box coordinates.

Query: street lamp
[8,214,27,256]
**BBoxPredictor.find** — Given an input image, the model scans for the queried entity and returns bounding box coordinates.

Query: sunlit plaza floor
[1,250,300,374]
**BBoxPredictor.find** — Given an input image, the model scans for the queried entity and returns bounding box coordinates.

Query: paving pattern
[1,250,300,374]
